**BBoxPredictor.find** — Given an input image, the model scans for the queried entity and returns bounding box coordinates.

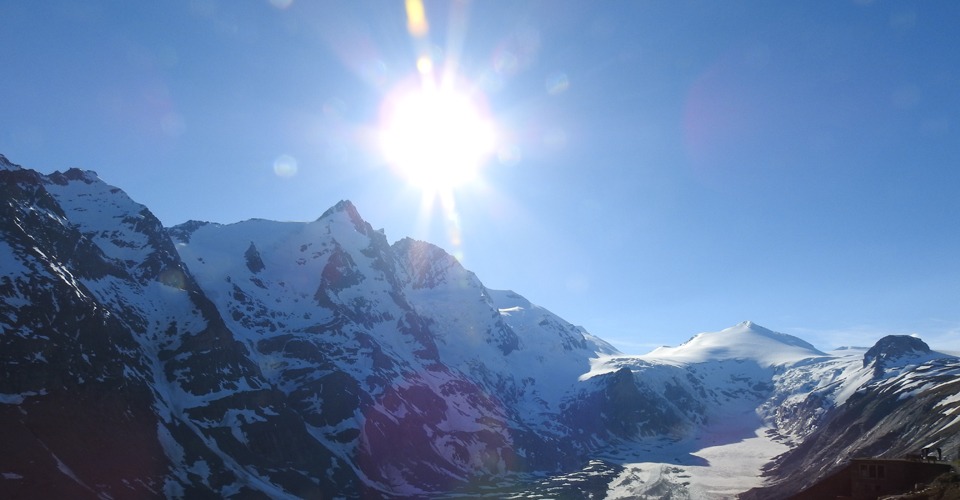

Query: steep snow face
[40,169,212,338]
[169,201,626,492]
[170,202,444,374]
[391,236,619,430]
[640,321,826,367]
[39,169,256,394]
[172,205,619,437]
[391,237,521,359]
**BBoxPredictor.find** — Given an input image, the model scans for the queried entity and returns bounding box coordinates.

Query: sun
[379,84,496,193]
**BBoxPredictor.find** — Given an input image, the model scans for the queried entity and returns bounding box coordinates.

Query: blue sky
[2,1,959,353]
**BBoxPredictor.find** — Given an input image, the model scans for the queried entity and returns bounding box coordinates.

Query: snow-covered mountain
[2,154,959,499]
[582,324,960,498]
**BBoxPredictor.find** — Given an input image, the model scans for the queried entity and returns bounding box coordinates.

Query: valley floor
[490,417,789,500]
[605,423,788,499]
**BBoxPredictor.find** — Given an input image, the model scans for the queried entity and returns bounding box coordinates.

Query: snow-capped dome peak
[640,321,826,367]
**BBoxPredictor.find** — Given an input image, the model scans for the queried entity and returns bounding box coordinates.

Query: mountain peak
[42,168,103,188]
[319,199,368,233]
[641,321,825,366]
[863,335,933,371]
[0,154,22,171]
[732,320,771,335]
[320,199,358,218]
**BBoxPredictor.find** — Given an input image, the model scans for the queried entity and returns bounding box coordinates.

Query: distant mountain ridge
[2,154,959,499]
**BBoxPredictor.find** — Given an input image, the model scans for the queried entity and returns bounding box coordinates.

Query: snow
[0,155,21,170]
[603,413,789,499]
[688,426,789,498]
[572,323,850,497]
[581,354,630,380]
[830,363,876,406]
[169,201,642,494]
[13,161,960,498]
[0,390,47,405]
[0,394,26,405]
[936,392,960,409]
[639,321,826,367]
[188,460,211,485]
[157,422,185,466]
[43,171,154,266]
[473,289,624,428]
[827,346,869,357]
[943,413,960,432]
[585,322,960,498]
[574,321,958,498]
[51,451,97,494]
[606,428,789,499]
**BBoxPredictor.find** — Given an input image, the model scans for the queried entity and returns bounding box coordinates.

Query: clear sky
[2,1,959,353]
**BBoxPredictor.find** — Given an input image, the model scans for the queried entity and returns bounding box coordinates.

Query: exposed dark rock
[864,334,931,370]
[244,241,265,273]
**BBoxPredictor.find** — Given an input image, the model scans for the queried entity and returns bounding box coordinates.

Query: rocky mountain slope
[2,154,958,498]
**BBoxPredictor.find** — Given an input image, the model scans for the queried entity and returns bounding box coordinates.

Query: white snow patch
[0,393,27,405]
[0,390,47,405]
[188,460,211,485]
[936,392,960,408]
[580,355,625,380]
[936,392,960,417]
[221,409,267,445]
[942,413,960,432]
[52,452,96,494]
[157,422,185,467]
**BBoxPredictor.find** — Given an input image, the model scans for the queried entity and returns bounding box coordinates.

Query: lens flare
[375,0,518,271]
[546,72,570,95]
[379,87,495,193]
[416,56,434,75]
[273,154,298,177]
[405,0,429,37]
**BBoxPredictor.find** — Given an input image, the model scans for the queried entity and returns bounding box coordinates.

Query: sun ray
[377,0,505,266]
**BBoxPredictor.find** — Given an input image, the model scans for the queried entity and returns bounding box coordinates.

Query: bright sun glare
[379,85,495,193]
